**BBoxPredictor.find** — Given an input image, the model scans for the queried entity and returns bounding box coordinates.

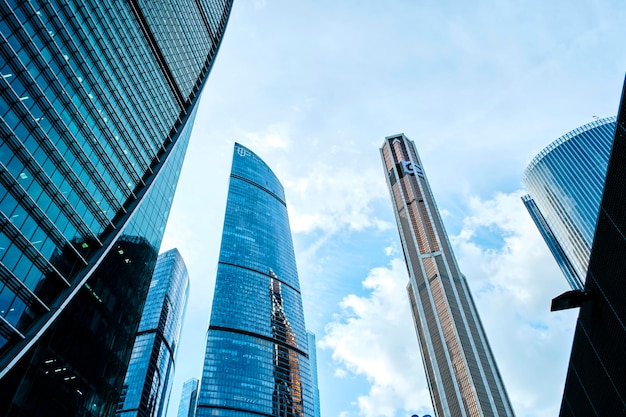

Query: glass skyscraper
[116,248,190,417]
[381,134,515,417]
[177,378,200,417]
[307,331,321,417]
[196,143,315,417]
[522,117,616,290]
[0,0,232,415]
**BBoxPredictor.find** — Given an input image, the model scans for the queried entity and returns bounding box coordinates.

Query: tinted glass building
[307,331,321,417]
[0,0,232,415]
[116,248,190,417]
[522,118,616,290]
[381,134,515,417]
[558,78,626,416]
[177,378,200,417]
[196,143,315,417]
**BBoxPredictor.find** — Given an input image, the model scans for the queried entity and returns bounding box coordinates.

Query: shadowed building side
[558,77,626,416]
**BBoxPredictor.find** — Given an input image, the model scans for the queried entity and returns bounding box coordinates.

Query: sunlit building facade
[116,249,190,417]
[522,117,616,290]
[381,134,515,417]
[196,144,315,417]
[0,0,233,415]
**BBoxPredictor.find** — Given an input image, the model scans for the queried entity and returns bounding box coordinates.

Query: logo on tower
[401,160,424,178]
[237,146,251,157]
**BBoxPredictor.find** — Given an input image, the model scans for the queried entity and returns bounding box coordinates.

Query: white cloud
[285,161,390,234]
[252,0,267,10]
[320,190,578,417]
[450,190,578,417]
[384,244,397,256]
[334,368,348,379]
[240,123,291,152]
[320,258,431,417]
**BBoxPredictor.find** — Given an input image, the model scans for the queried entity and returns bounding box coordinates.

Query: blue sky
[161,1,626,416]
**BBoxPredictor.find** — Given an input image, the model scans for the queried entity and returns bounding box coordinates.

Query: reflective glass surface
[116,248,190,417]
[0,0,233,414]
[177,378,199,417]
[521,195,582,290]
[523,117,616,289]
[197,144,314,417]
[306,332,321,417]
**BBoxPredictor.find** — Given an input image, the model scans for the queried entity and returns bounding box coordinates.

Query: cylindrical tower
[522,117,616,290]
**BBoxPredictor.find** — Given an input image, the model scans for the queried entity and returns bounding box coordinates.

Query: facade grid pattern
[196,144,314,417]
[381,134,515,417]
[522,117,616,290]
[0,0,233,414]
[116,248,190,417]
[177,378,199,417]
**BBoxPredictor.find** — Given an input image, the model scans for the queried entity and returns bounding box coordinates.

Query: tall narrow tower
[196,143,314,417]
[116,248,190,417]
[381,134,515,417]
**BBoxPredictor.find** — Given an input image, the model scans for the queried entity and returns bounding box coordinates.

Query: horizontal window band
[230,174,286,207]
[0,213,69,289]
[0,163,87,265]
[208,325,308,359]
[217,262,300,295]
[0,316,25,342]
[0,262,50,315]
[196,405,274,417]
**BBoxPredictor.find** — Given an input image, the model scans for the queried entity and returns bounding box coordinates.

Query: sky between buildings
[161,1,626,416]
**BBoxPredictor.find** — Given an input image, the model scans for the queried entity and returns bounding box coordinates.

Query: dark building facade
[558,78,626,415]
[116,248,190,417]
[381,135,515,417]
[196,143,315,417]
[177,378,200,417]
[0,0,232,415]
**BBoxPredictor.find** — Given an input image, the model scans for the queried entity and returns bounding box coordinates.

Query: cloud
[450,190,578,417]
[320,258,431,417]
[285,161,392,234]
[321,190,578,417]
[252,0,267,10]
[239,123,291,152]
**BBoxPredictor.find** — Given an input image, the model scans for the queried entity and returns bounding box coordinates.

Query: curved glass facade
[0,0,233,414]
[197,144,314,417]
[522,117,616,290]
[116,248,190,417]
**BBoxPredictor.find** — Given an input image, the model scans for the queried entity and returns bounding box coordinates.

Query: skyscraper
[177,378,200,417]
[557,77,626,416]
[307,331,321,417]
[196,143,315,417]
[0,1,233,415]
[116,248,190,417]
[522,117,616,290]
[381,134,515,417]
